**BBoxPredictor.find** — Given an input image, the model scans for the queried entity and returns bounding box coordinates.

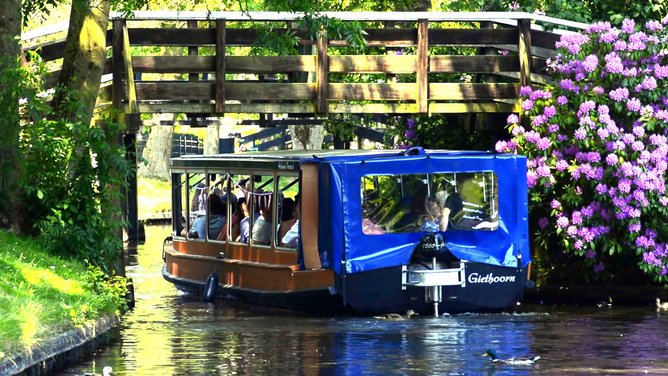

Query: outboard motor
[404,233,468,316]
[416,233,446,259]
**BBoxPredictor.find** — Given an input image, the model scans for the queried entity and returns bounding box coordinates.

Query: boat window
[448,172,499,231]
[230,173,252,244]
[208,172,238,242]
[276,175,299,249]
[250,173,275,246]
[361,172,499,234]
[172,172,186,237]
[182,172,207,239]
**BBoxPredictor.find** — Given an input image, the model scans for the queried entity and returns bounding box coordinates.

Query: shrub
[497,18,668,283]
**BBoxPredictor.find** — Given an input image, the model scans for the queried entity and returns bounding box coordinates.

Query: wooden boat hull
[163,240,527,314]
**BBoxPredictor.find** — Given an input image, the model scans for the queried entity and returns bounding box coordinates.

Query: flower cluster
[497,18,668,282]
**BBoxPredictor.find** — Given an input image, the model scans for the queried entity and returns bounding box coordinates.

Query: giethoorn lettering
[467,272,516,284]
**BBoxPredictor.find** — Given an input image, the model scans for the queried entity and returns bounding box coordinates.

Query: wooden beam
[328,102,417,114]
[136,82,315,101]
[122,23,138,113]
[329,55,416,73]
[316,29,328,114]
[112,20,124,114]
[328,83,416,100]
[417,19,428,113]
[430,55,519,73]
[429,83,519,100]
[429,102,521,113]
[226,56,316,73]
[532,29,560,50]
[429,28,517,46]
[136,100,521,114]
[131,55,317,74]
[216,19,227,113]
[518,18,533,88]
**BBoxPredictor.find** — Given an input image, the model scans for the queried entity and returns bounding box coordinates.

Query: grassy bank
[0,231,126,356]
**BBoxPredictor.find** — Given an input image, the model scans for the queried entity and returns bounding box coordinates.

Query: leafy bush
[8,52,132,271]
[497,18,668,284]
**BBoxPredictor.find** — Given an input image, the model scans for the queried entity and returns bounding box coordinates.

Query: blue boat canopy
[304,148,530,275]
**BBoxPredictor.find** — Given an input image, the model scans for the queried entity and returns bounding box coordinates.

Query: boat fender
[204,272,219,303]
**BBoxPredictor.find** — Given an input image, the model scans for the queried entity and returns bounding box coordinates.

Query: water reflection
[57,225,668,375]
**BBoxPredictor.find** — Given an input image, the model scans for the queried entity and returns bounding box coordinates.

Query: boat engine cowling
[411,233,460,266]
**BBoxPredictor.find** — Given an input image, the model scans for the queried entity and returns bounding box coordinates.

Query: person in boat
[223,196,244,241]
[185,192,227,239]
[236,198,249,243]
[190,182,208,217]
[280,195,300,247]
[251,196,272,245]
[420,196,452,232]
[278,196,297,246]
[434,180,463,227]
[281,217,299,248]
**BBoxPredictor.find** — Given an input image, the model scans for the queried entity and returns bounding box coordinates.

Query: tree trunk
[0,0,27,233]
[138,124,174,180]
[51,0,110,123]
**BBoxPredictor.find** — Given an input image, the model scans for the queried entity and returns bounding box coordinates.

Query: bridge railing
[24,11,588,120]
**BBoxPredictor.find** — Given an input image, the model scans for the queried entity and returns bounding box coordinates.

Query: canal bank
[0,315,119,376]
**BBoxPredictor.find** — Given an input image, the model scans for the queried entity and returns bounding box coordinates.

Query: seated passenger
[224,197,244,241]
[278,197,297,245]
[185,193,226,239]
[420,196,451,232]
[435,181,463,220]
[236,197,257,243]
[251,196,272,245]
[281,219,299,248]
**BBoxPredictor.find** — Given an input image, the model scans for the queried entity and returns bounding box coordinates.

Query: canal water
[57,225,668,375]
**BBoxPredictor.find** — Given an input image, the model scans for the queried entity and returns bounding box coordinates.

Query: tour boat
[161,147,531,315]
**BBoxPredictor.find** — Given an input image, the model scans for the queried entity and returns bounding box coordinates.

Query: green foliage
[6,52,132,272]
[80,265,129,317]
[322,114,368,144]
[386,115,498,150]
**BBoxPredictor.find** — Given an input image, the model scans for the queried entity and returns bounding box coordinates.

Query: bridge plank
[430,55,519,73]
[136,100,519,114]
[136,82,316,100]
[429,83,519,100]
[329,55,416,73]
[132,55,317,74]
[328,83,416,100]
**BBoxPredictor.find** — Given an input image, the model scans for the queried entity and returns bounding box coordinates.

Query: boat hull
[338,261,528,314]
[162,260,527,315]
[162,265,346,313]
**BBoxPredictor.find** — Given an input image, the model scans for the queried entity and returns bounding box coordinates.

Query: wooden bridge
[23,11,587,240]
[25,11,587,129]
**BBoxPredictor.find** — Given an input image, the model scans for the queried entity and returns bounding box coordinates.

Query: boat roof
[170,148,501,170]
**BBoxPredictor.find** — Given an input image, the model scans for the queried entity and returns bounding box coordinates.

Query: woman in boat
[420,196,451,232]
